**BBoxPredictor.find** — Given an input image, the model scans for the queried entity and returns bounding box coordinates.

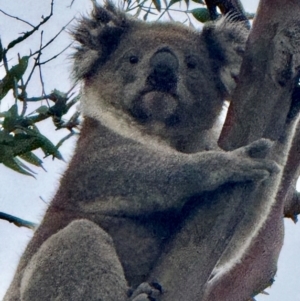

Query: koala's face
[83,25,225,143]
[75,4,248,150]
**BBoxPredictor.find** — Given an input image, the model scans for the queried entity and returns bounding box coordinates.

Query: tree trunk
[150,1,300,300]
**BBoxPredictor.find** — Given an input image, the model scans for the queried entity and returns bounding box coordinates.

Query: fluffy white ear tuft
[201,15,249,97]
[71,1,130,80]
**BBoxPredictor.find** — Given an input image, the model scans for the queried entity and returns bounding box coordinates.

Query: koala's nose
[148,48,178,91]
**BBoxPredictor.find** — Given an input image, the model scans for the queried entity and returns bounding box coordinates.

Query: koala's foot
[129,282,163,301]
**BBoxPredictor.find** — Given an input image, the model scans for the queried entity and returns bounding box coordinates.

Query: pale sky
[1,1,300,300]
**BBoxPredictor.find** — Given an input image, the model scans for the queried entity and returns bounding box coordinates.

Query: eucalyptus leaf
[19,152,44,168]
[168,0,181,7]
[143,11,149,20]
[0,131,14,143]
[0,56,29,100]
[0,111,11,118]
[40,136,63,160]
[35,105,49,115]
[189,8,210,23]
[19,127,63,160]
[1,152,35,178]
[2,104,19,131]
[152,0,161,12]
[14,157,37,175]
[11,134,42,157]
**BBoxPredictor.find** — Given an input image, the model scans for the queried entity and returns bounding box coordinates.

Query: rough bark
[150,1,300,300]
[282,122,300,221]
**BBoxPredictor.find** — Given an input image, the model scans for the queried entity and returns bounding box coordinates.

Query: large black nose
[148,48,178,91]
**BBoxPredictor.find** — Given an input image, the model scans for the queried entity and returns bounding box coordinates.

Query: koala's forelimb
[62,124,279,218]
[147,140,280,301]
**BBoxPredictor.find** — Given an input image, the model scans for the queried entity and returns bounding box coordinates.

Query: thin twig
[30,17,75,58]
[19,60,28,117]
[163,0,174,20]
[19,95,53,102]
[69,0,76,7]
[55,131,77,149]
[66,93,80,110]
[38,42,73,65]
[186,11,194,27]
[5,0,54,52]
[13,55,21,103]
[126,0,152,12]
[66,83,77,95]
[24,18,74,89]
[38,62,47,103]
[158,7,189,20]
[56,110,81,130]
[0,9,35,28]
[23,52,41,89]
[36,31,49,107]
[13,77,19,104]
[2,51,9,72]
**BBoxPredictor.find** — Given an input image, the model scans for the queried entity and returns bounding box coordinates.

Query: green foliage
[0,2,80,177]
[0,88,78,176]
[189,8,210,22]
[0,103,64,176]
[191,0,204,4]
[152,0,161,12]
[0,56,29,100]
[168,0,181,7]
[0,39,3,63]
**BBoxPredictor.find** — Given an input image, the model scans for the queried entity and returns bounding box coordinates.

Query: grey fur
[4,3,280,301]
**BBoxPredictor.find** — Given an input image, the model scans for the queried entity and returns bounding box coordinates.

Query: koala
[4,2,280,301]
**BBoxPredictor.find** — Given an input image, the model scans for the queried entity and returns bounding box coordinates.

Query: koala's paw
[241,138,273,159]
[230,138,281,183]
[128,282,163,301]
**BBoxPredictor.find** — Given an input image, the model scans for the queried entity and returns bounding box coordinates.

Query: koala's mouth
[130,90,180,126]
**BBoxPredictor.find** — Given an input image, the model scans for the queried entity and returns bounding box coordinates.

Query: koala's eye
[129,56,139,64]
[185,56,197,69]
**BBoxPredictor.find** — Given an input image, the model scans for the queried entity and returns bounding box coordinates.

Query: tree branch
[282,122,300,221]
[0,212,37,230]
[284,190,300,222]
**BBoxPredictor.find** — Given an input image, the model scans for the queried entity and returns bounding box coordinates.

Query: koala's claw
[223,141,281,185]
[129,282,163,301]
[130,293,155,301]
[237,138,274,159]
[231,157,281,183]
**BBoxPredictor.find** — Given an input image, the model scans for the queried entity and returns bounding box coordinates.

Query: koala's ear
[201,16,249,98]
[72,1,129,79]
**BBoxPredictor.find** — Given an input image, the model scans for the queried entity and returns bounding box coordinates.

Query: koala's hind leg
[20,219,128,301]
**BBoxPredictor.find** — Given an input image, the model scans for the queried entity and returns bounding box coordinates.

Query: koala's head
[73,2,248,152]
